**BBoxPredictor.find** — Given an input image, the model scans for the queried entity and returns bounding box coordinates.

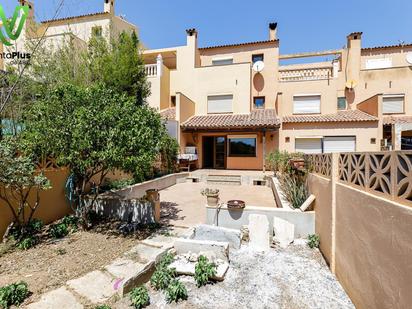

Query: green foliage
[95,305,111,309]
[0,281,29,309]
[266,150,305,174]
[150,253,176,291]
[307,234,320,249]
[0,137,51,230]
[158,134,179,174]
[62,215,79,231]
[16,237,36,250]
[194,255,217,287]
[129,286,150,309]
[102,178,135,191]
[165,279,188,303]
[279,173,308,209]
[23,83,168,225]
[49,223,69,239]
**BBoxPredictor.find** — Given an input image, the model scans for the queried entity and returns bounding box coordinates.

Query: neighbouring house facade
[0,0,138,70]
[143,23,412,170]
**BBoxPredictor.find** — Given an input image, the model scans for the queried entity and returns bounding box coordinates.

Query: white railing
[145,64,158,77]
[279,66,334,82]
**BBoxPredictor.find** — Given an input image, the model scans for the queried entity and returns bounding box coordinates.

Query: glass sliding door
[214,136,226,169]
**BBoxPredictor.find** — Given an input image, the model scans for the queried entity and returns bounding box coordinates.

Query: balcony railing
[279,66,334,82]
[145,64,158,77]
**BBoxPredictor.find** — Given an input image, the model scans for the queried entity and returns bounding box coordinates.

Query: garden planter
[206,195,219,207]
[290,159,305,170]
[146,189,160,222]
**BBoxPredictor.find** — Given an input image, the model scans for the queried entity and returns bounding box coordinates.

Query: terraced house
[0,0,137,69]
[144,23,412,170]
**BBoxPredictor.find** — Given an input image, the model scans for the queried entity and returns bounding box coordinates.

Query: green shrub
[266,150,291,173]
[194,255,217,287]
[0,281,29,308]
[150,253,176,291]
[49,223,69,239]
[129,286,150,309]
[103,179,135,191]
[16,237,37,250]
[150,267,176,291]
[307,234,320,249]
[27,219,44,233]
[279,173,308,208]
[165,279,187,303]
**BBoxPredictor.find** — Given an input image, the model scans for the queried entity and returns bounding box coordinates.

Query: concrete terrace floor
[159,182,276,227]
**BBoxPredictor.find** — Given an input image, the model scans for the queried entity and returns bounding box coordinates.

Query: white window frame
[365,57,392,70]
[207,94,233,114]
[293,94,321,114]
[382,94,405,114]
[212,57,233,66]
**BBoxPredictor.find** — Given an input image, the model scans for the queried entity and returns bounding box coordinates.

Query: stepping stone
[67,271,116,304]
[169,257,229,281]
[248,214,270,251]
[140,235,176,249]
[124,244,167,264]
[273,217,295,248]
[174,238,229,261]
[105,257,155,296]
[27,287,83,309]
[193,224,242,249]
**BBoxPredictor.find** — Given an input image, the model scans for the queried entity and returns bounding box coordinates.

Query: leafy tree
[23,84,166,226]
[0,137,50,241]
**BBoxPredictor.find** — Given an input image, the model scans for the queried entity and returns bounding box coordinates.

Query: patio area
[159,180,277,227]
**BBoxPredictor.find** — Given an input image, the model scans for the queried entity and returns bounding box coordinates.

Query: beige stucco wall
[280,121,380,153]
[307,174,333,264]
[0,168,71,238]
[335,183,412,309]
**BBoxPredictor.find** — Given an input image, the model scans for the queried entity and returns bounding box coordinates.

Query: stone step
[26,287,83,309]
[207,175,242,185]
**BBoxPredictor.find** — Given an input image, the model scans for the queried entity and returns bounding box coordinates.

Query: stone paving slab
[26,287,83,309]
[105,258,147,279]
[125,243,167,264]
[67,270,117,304]
[140,235,177,249]
[169,258,229,281]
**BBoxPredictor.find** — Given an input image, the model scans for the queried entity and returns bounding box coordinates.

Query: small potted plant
[201,188,220,206]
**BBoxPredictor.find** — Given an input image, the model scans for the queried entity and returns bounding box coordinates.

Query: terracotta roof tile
[282,110,377,124]
[383,116,412,125]
[181,109,280,131]
[362,43,412,52]
[199,39,278,50]
[160,107,176,120]
[41,12,110,24]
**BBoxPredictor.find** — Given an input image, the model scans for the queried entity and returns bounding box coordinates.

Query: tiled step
[207,175,242,185]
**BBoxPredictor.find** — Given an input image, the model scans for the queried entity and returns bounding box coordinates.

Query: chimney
[19,0,34,19]
[269,22,278,40]
[104,0,115,15]
[186,28,198,46]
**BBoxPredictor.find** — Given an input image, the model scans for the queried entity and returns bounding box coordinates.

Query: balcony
[144,64,158,77]
[279,65,334,82]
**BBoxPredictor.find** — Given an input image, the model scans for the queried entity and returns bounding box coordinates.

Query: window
[228,137,257,157]
[337,97,347,110]
[212,57,233,66]
[207,95,233,114]
[295,138,322,154]
[383,95,404,114]
[252,54,264,63]
[91,26,103,37]
[293,95,321,114]
[254,97,265,109]
[365,58,392,70]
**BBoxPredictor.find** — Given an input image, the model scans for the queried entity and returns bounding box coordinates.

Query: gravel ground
[115,241,354,309]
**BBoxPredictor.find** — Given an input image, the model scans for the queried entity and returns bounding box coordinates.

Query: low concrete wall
[307,173,333,264]
[308,169,412,309]
[206,205,315,238]
[268,176,292,209]
[334,183,412,309]
[113,172,189,199]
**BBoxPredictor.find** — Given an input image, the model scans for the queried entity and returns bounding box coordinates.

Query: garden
[0,30,178,308]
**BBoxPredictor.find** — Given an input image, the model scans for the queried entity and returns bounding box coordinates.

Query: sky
[3,0,412,55]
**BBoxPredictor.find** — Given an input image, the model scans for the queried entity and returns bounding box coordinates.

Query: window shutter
[295,138,322,154]
[208,95,233,113]
[323,136,356,153]
[383,95,404,114]
[293,95,321,114]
